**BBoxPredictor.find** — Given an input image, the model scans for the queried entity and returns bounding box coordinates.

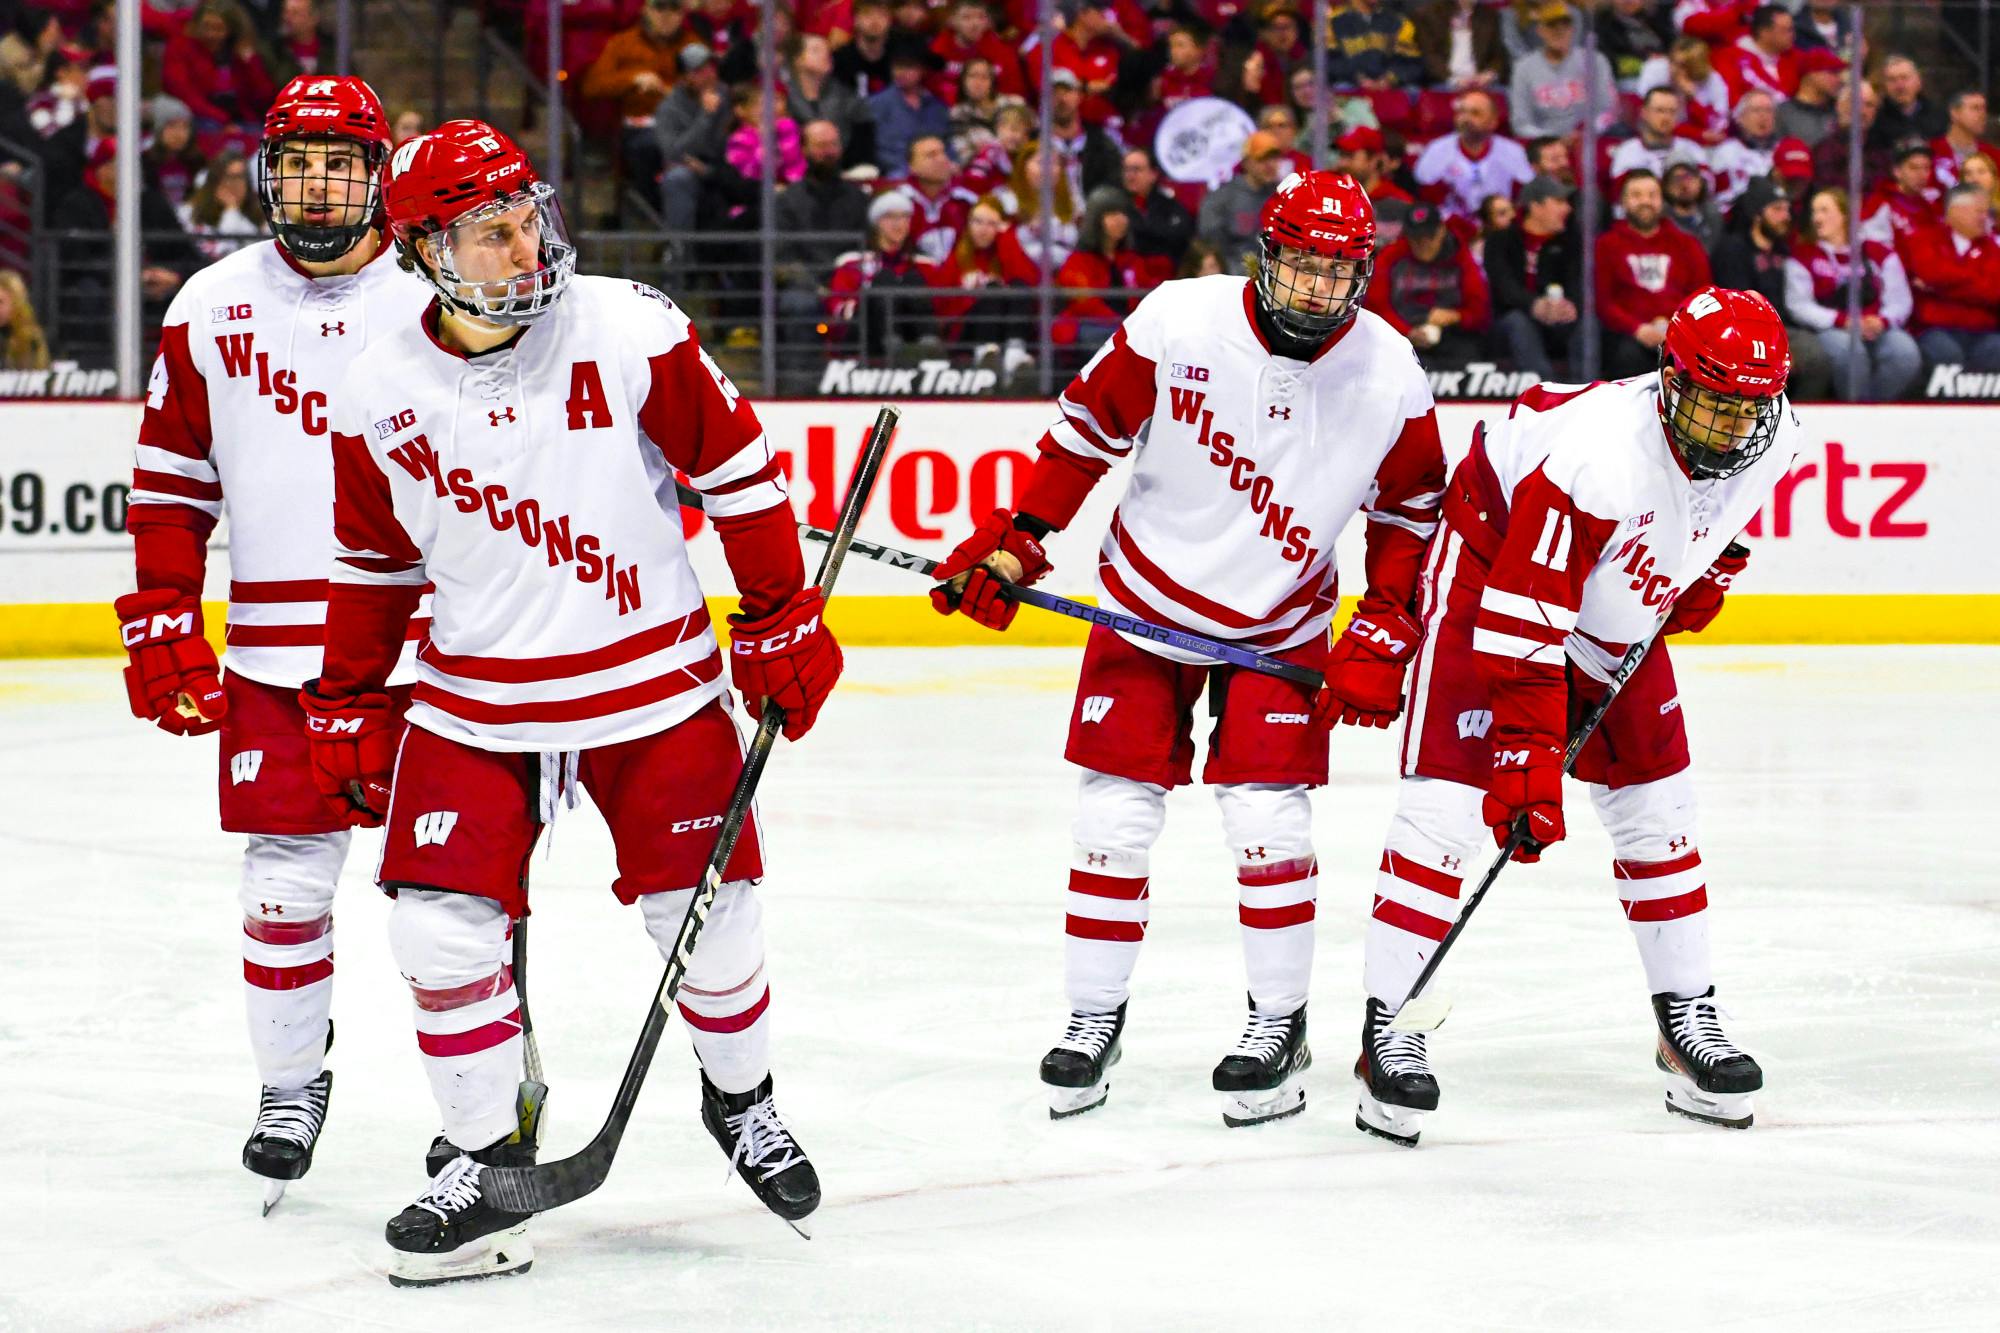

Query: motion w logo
[413,811,459,848]
[230,750,264,785]
[1079,696,1114,724]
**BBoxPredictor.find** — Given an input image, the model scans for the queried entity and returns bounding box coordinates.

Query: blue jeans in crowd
[1818,327,1923,402]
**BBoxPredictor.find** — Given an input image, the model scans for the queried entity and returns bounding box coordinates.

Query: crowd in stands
[560,0,1999,395]
[1,0,1997,396]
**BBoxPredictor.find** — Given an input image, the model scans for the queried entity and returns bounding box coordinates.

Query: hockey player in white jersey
[931,170,1447,1126]
[1355,286,1800,1146]
[304,120,838,1284]
[115,75,431,1212]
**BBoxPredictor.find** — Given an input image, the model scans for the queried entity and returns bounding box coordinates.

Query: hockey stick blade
[1386,994,1453,1034]
[481,406,900,1216]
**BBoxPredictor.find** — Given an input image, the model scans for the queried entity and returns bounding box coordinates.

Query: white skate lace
[1054,1010,1119,1058]
[252,1075,330,1147]
[1228,1010,1293,1062]
[725,1098,805,1183]
[1372,1017,1431,1078]
[1668,997,1743,1069]
[415,1154,486,1222]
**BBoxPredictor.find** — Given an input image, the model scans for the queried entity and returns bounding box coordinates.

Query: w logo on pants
[1080,696,1115,724]
[413,811,459,848]
[230,750,264,785]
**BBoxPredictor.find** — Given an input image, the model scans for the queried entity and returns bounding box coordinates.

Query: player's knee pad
[237,832,347,921]
[1590,770,1698,862]
[1073,770,1167,857]
[1213,783,1313,860]
[1384,776,1487,860]
[639,882,764,993]
[388,889,511,989]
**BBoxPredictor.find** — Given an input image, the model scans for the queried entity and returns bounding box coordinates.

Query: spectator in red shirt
[931,0,1025,103]
[1903,184,2000,372]
[1932,91,2000,191]
[1338,125,1415,244]
[162,2,277,135]
[1713,4,1799,104]
[1032,0,1128,127]
[961,102,1032,197]
[1673,0,1757,49]
[896,133,981,263]
[1862,139,1944,253]
[1157,25,1215,109]
[1252,1,1308,107]
[928,195,1038,358]
[1056,186,1171,346]
[1364,202,1491,369]
[827,190,939,354]
[1596,167,1713,375]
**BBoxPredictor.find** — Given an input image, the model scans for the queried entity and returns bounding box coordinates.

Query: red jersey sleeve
[1018,309,1162,529]
[1472,465,1619,753]
[1360,407,1446,613]
[322,428,426,695]
[130,319,221,598]
[637,319,803,618]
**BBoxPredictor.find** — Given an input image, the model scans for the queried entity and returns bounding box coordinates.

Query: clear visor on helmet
[1660,368,1781,480]
[1255,238,1371,342]
[259,135,384,263]
[422,180,576,327]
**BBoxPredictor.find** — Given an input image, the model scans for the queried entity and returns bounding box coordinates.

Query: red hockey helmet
[1255,169,1376,342]
[259,75,391,263]
[1658,286,1790,479]
[383,119,575,326]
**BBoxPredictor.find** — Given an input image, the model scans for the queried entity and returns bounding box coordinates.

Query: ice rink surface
[3,644,1997,1332]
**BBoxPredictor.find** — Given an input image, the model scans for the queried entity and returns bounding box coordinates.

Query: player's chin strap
[1386,542,1751,1036]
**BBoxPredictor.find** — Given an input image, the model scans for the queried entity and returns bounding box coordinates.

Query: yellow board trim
[12,593,1998,660]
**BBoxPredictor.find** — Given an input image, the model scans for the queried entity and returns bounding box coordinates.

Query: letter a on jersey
[566,361,612,430]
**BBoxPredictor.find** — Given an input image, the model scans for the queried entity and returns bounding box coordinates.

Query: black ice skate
[702,1072,820,1237]
[1212,997,1311,1127]
[1354,997,1439,1146]
[1039,1002,1126,1119]
[385,1135,537,1287]
[244,1069,332,1217]
[1654,987,1762,1129]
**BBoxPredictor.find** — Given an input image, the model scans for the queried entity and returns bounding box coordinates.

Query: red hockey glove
[115,589,226,735]
[299,681,399,827]
[729,588,843,741]
[1315,602,1422,730]
[929,509,1052,631]
[1482,742,1565,863]
[1665,543,1750,636]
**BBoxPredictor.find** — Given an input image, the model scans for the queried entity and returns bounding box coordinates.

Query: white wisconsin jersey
[132,240,434,687]
[1472,375,1801,681]
[1039,275,1444,658]
[328,276,785,751]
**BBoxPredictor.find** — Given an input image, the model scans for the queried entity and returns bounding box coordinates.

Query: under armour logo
[1080,695,1114,724]
[1440,855,1461,871]
[1085,853,1108,867]
[1268,405,1292,420]
[320,321,346,337]
[1669,836,1688,853]
[488,407,516,426]
[259,902,285,916]
[1243,846,1268,861]
[230,750,264,785]
[414,811,460,847]
[1692,527,1709,542]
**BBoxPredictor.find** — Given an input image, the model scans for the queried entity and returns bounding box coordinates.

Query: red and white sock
[1364,778,1486,1007]
[1592,774,1711,998]
[238,833,346,1090]
[642,883,770,1095]
[1216,783,1317,1016]
[389,889,524,1152]
[1064,771,1166,1014]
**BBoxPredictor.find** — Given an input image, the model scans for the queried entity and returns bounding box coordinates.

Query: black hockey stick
[481,405,899,1214]
[1386,541,1750,1035]
[672,481,1323,690]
